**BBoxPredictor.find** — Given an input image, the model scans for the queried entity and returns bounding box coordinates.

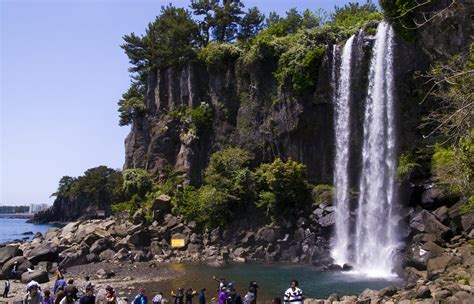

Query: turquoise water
[135,263,403,302]
[0,218,53,244]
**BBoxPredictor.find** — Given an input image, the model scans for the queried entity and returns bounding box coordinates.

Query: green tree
[51,176,77,198]
[255,158,312,220]
[191,0,244,43]
[238,7,265,40]
[117,83,145,126]
[121,4,199,73]
[331,1,380,27]
[190,0,219,45]
[122,169,153,199]
[265,11,282,27]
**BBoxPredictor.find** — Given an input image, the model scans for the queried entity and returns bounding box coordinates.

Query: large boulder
[410,210,450,239]
[129,231,151,247]
[152,194,172,212]
[461,212,474,232]
[1,256,33,279]
[0,246,22,265]
[89,239,111,254]
[427,253,453,279]
[318,212,335,227]
[404,267,427,284]
[26,244,58,264]
[99,249,116,261]
[256,227,279,243]
[21,270,49,284]
[58,251,87,269]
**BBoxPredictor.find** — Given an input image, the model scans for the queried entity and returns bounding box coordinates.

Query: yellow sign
[171,239,185,248]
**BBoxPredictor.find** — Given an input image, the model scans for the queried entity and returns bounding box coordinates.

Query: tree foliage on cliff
[52,166,124,210]
[420,44,474,212]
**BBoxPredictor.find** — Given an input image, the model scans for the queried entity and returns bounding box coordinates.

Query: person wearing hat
[79,286,95,304]
[132,287,148,304]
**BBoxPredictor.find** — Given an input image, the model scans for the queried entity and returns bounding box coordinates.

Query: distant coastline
[0,212,34,219]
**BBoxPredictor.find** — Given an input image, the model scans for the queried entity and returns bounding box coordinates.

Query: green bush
[122,169,153,198]
[397,153,421,181]
[312,184,334,206]
[198,42,241,70]
[188,103,213,134]
[255,158,312,220]
[331,1,382,28]
[380,0,417,40]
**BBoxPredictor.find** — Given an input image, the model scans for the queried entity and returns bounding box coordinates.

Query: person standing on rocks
[64,279,78,301]
[218,286,226,304]
[105,285,117,304]
[79,286,95,304]
[152,291,163,304]
[283,280,303,304]
[171,288,184,304]
[248,281,258,304]
[185,288,197,304]
[132,287,148,304]
[10,261,18,280]
[198,289,206,304]
[42,290,54,304]
[212,276,226,292]
[54,276,66,295]
[3,279,10,298]
[24,284,43,304]
[83,276,92,291]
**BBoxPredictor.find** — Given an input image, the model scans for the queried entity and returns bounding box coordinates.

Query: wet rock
[342,263,353,271]
[233,247,247,258]
[21,270,49,284]
[22,231,34,235]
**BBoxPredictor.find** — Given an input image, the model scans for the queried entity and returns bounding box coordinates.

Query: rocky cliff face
[123,31,417,186]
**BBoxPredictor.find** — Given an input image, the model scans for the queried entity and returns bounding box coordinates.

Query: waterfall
[354,21,397,276]
[331,22,398,277]
[331,35,355,266]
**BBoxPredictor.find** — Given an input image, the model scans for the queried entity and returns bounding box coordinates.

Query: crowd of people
[2,267,305,304]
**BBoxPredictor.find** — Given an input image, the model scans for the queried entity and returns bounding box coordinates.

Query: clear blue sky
[1,0,353,206]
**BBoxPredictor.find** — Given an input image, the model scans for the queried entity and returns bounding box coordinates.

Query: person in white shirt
[283,280,303,304]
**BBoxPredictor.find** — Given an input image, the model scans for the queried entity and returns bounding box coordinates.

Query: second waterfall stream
[331,21,400,277]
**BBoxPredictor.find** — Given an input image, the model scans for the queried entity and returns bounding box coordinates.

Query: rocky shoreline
[1,192,473,303]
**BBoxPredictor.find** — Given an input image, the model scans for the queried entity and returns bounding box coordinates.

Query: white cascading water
[331,35,355,266]
[354,21,397,277]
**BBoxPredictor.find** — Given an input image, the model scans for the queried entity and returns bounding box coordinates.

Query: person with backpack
[132,287,148,304]
[152,291,163,304]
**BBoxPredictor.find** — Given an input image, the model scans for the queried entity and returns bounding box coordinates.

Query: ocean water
[0,218,53,244]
